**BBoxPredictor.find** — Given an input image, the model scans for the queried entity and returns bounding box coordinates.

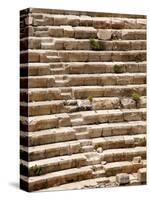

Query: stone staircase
[20,8,147,192]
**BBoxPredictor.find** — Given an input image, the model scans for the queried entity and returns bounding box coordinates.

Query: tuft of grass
[88,96,93,103]
[90,39,104,51]
[113,65,124,73]
[30,165,42,176]
[131,92,141,102]
[79,143,83,153]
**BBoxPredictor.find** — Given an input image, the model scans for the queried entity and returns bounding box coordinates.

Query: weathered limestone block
[93,17,112,29]
[53,15,68,25]
[137,96,146,108]
[25,16,33,25]
[28,88,61,102]
[58,113,71,127]
[80,15,93,26]
[133,134,146,146]
[124,18,137,29]
[100,75,116,86]
[64,40,90,50]
[122,30,136,40]
[116,75,133,85]
[28,116,59,131]
[132,156,142,164]
[74,27,97,39]
[67,76,93,86]
[28,52,40,62]
[97,30,112,40]
[116,173,129,185]
[29,39,41,49]
[55,128,76,143]
[136,19,147,29]
[67,15,80,26]
[63,26,74,37]
[137,168,146,183]
[82,111,99,125]
[133,74,146,84]
[28,101,64,116]
[113,41,131,51]
[112,18,125,29]
[85,152,102,165]
[105,161,132,176]
[93,97,120,110]
[61,52,89,62]
[77,99,92,111]
[28,76,55,88]
[107,110,123,123]
[131,122,146,134]
[48,27,64,37]
[111,30,122,40]
[72,87,104,99]
[88,126,102,138]
[123,109,143,121]
[121,98,136,109]
[102,126,112,137]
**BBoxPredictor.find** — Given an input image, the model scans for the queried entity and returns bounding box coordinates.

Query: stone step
[102,146,146,162]
[20,62,146,77]
[20,108,146,132]
[25,8,146,19]
[20,146,146,178]
[20,121,146,146]
[20,62,146,76]
[82,145,94,153]
[92,169,106,178]
[20,153,88,176]
[41,171,145,191]
[20,49,146,63]
[92,134,146,150]
[20,140,82,161]
[28,13,146,29]
[21,37,146,51]
[20,73,146,88]
[20,84,146,102]
[33,28,146,40]
[61,92,72,100]
[50,68,65,75]
[20,165,93,192]
[21,27,146,40]
[104,160,145,176]
[72,84,146,99]
[20,133,146,162]
[137,167,146,183]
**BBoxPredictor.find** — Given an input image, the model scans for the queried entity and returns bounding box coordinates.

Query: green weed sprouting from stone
[113,65,124,73]
[88,96,93,103]
[79,143,83,153]
[30,165,42,176]
[90,39,104,51]
[131,92,141,102]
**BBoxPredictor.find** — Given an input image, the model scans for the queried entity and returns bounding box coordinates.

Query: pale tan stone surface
[20,8,147,192]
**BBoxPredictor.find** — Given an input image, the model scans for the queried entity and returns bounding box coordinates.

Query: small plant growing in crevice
[90,39,104,51]
[30,165,42,176]
[131,92,141,102]
[79,143,83,153]
[113,65,124,73]
[88,96,93,103]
